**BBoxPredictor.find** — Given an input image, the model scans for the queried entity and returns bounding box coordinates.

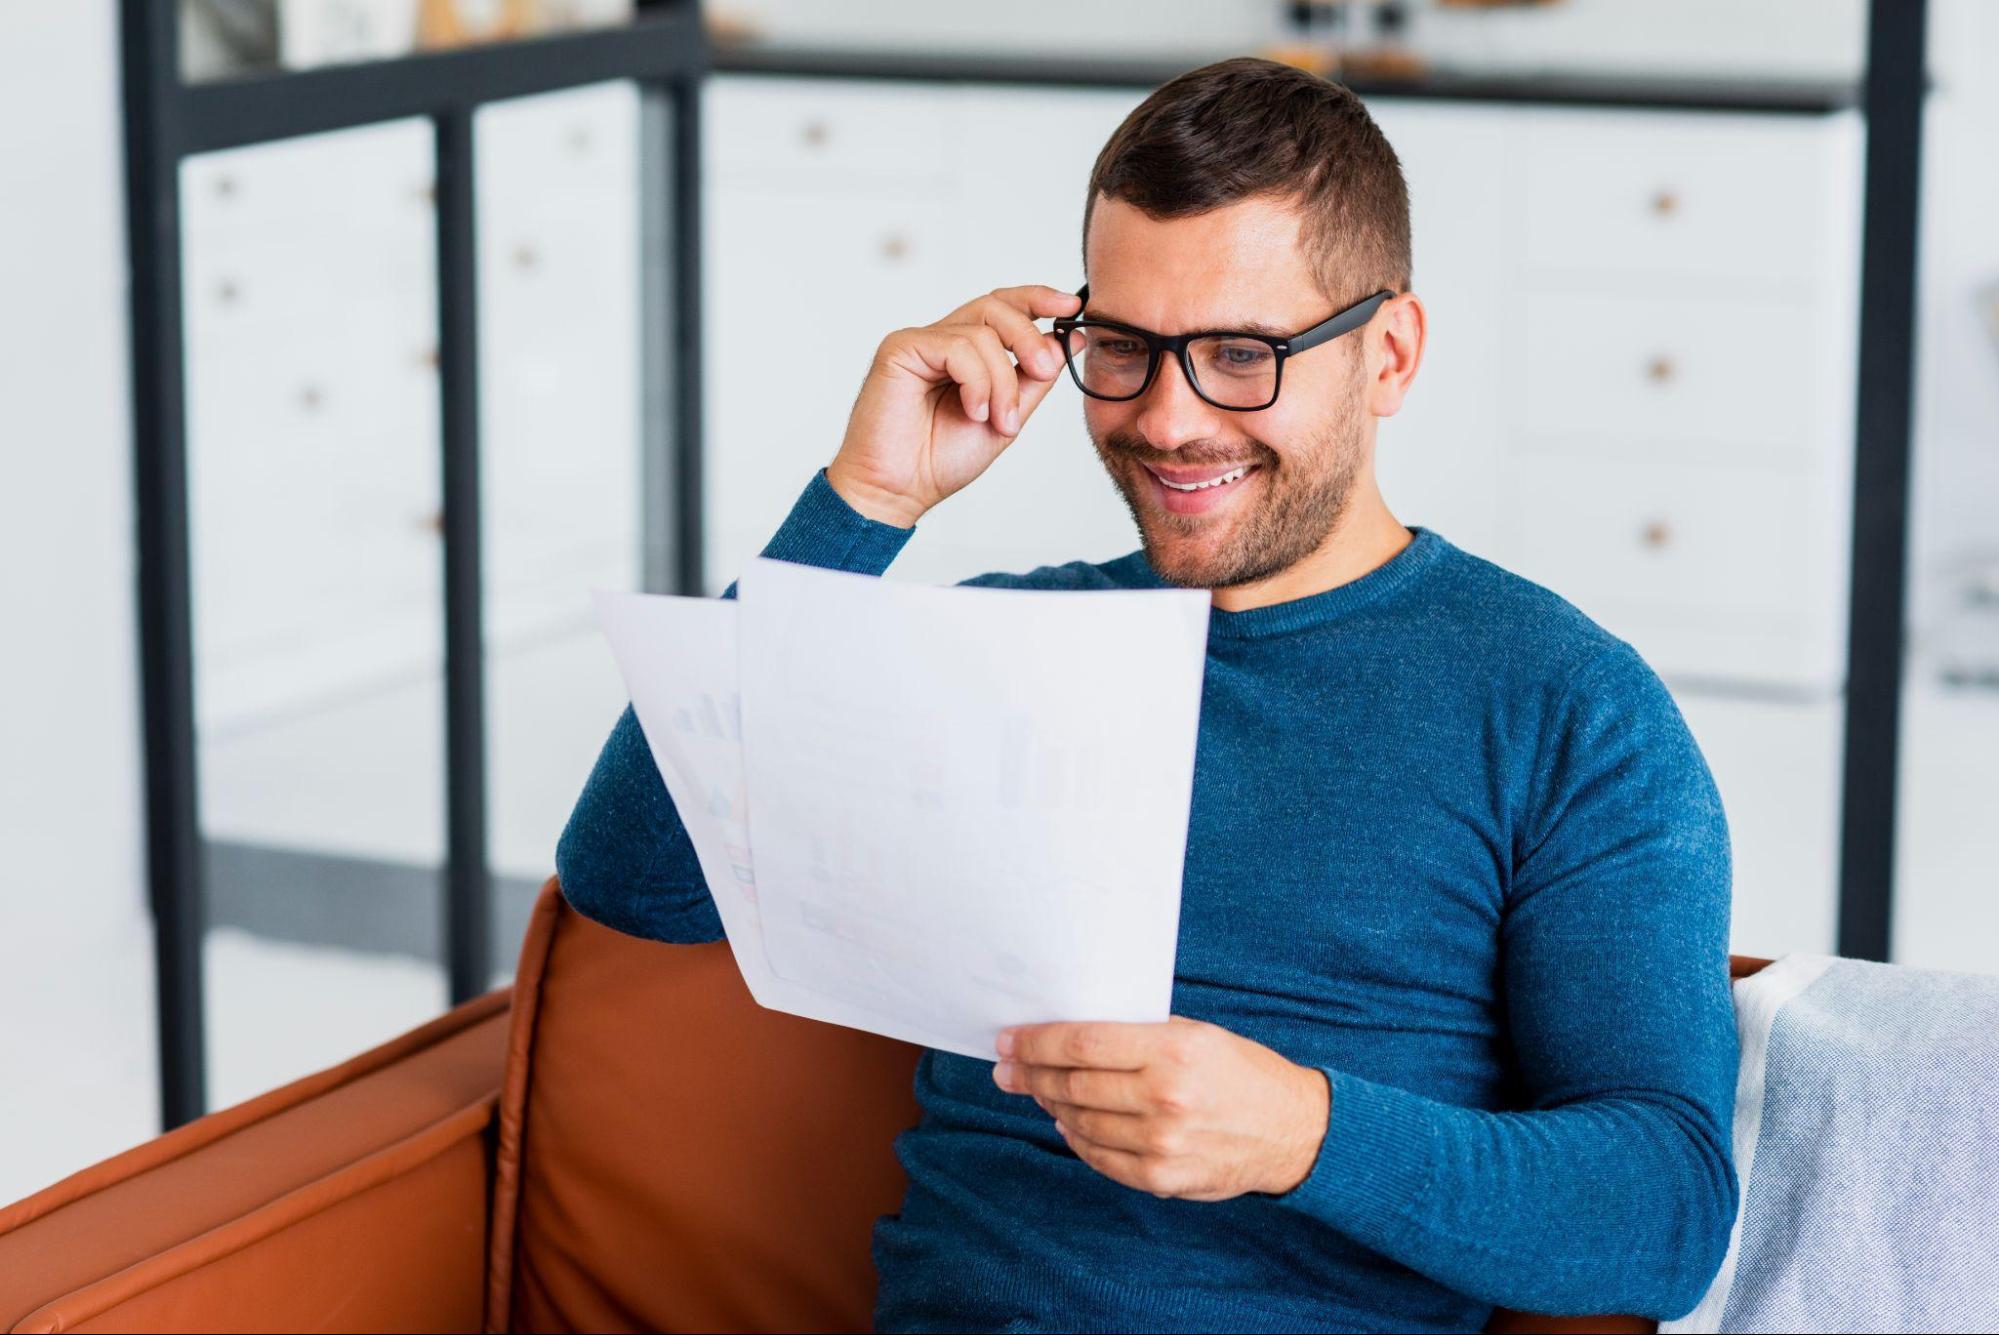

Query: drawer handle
[1639,518,1674,551]
[801,119,831,149]
[880,233,912,262]
[1646,355,1676,384]
[1650,188,1680,218]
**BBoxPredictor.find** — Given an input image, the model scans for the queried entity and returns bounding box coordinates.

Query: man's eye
[1205,341,1274,374]
[1095,338,1146,359]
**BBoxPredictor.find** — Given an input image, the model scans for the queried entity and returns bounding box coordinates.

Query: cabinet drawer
[706,76,952,182]
[1507,288,1824,455]
[182,118,435,241]
[1511,107,1859,289]
[1499,452,1846,688]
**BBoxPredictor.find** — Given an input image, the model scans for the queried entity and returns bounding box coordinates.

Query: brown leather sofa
[0,878,1772,1333]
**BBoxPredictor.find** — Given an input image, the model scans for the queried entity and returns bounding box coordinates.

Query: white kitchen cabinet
[476,82,644,648]
[1509,106,1855,291]
[702,175,953,587]
[193,86,649,884]
[1494,107,1862,696]
[182,119,445,740]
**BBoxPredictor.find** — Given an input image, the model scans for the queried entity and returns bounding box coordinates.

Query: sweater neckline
[1129,527,1446,640]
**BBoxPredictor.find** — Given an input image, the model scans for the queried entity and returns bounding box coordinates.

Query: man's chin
[1138,527,1242,590]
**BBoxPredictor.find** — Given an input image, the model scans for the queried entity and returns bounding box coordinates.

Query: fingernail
[993,1061,1016,1089]
[1002,407,1019,434]
[995,1030,1016,1057]
[974,400,989,423]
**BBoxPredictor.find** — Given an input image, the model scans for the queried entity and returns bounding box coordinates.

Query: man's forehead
[1084,195,1323,331]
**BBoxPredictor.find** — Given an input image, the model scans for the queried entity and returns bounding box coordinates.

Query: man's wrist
[1267,1064,1332,1195]
[824,459,925,529]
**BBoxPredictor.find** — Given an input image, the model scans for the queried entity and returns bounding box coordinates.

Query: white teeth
[1158,465,1251,492]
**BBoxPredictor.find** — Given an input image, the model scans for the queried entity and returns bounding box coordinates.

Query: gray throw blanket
[1663,954,1999,1333]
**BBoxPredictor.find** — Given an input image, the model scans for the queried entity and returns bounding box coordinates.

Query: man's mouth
[1140,461,1261,515]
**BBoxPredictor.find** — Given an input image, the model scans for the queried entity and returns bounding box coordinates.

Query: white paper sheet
[590,591,773,991]
[592,562,1210,1060]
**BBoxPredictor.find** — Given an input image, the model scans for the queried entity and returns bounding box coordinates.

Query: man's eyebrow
[1082,306,1293,339]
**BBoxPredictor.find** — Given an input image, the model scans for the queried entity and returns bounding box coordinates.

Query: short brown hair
[1083,57,1411,302]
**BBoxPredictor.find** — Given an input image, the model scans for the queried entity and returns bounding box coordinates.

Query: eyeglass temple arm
[1056,284,1091,324]
[1284,290,1395,355]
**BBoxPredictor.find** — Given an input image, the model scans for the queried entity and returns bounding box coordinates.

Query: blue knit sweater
[555,469,1740,1333]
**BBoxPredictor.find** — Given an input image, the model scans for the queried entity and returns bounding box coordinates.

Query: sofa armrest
[0,988,512,1334]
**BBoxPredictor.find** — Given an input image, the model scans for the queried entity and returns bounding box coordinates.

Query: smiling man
[555,57,1740,1333]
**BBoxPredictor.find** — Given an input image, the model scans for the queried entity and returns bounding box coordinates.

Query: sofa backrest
[491,881,1772,1334]
[489,883,921,1333]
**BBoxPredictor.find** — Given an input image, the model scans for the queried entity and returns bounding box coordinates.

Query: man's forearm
[1276,1072,1736,1319]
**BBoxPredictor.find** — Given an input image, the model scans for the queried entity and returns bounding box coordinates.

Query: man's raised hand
[825,285,1083,528]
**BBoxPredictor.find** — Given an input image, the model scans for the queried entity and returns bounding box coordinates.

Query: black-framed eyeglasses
[1051,284,1394,412]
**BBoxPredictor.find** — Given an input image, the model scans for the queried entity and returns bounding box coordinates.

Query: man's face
[1080,194,1374,590]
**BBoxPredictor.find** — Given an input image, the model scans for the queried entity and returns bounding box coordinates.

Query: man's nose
[1133,352,1224,451]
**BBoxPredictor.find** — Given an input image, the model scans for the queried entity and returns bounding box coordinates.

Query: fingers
[884,286,1084,438]
[1052,1123,1178,1199]
[993,1061,1150,1112]
[976,297,1066,382]
[1041,1100,1160,1154]
[964,325,1024,435]
[951,283,1084,325]
[1001,1021,1162,1071]
[925,332,994,426]
[910,326,1020,433]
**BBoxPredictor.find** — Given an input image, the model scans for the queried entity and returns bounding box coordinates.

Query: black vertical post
[1838,0,1928,963]
[122,0,208,1129]
[669,76,705,597]
[637,84,676,595]
[434,110,491,1001]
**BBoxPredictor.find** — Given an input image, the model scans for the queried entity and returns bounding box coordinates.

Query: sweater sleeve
[553,468,916,942]
[1273,641,1741,1321]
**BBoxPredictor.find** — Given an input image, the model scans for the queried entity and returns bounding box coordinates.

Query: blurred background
[1,0,1994,1204]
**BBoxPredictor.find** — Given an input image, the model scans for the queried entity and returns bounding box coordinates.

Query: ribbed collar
[1124,527,1447,640]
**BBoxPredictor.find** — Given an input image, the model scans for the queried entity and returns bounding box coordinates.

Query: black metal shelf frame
[121,1,708,1129]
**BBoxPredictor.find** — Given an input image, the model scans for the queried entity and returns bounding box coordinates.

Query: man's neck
[1209,489,1413,614]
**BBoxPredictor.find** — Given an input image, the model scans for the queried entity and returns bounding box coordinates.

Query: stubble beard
[1091,409,1366,591]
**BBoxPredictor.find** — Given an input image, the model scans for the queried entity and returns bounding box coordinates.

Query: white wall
[0,0,159,1183]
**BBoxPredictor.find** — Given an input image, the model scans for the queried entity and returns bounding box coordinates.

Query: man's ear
[1363,292,1426,419]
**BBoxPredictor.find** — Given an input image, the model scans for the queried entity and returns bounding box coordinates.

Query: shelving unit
[121,0,708,1130]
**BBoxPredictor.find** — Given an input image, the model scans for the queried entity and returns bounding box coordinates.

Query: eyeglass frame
[1050,283,1395,412]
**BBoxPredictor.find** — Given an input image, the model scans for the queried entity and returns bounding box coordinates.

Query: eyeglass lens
[1061,326,1279,409]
